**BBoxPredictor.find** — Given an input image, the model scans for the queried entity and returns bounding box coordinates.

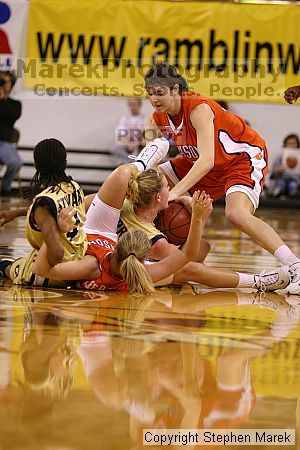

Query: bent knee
[113,164,134,179]
[225,209,249,228]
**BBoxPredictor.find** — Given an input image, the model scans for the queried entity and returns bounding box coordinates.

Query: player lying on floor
[0,138,292,293]
[32,163,290,294]
[33,168,211,295]
[0,138,87,287]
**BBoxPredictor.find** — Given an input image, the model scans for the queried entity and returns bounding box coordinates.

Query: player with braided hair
[30,138,75,196]
[0,138,87,287]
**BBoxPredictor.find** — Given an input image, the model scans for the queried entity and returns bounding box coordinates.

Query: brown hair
[117,229,154,295]
[145,63,188,93]
[126,168,163,208]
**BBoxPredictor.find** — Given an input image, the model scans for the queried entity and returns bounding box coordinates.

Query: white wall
[14,87,300,169]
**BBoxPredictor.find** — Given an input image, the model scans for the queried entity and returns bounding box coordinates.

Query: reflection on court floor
[0,204,299,450]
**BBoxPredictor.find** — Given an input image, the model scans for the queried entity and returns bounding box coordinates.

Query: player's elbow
[34,267,49,278]
[197,156,214,173]
[32,261,49,278]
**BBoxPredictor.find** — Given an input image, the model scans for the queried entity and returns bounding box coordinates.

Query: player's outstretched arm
[284,85,300,104]
[168,104,215,201]
[33,206,100,280]
[0,207,28,229]
[146,191,213,283]
[33,243,99,280]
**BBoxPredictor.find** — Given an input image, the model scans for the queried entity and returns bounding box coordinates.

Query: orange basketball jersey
[153,91,267,169]
[80,234,127,291]
[153,92,268,202]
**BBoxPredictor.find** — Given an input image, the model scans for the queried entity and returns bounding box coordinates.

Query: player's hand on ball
[192,191,213,221]
[58,206,77,233]
[175,195,193,211]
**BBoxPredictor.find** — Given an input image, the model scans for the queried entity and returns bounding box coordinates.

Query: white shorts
[84,195,120,241]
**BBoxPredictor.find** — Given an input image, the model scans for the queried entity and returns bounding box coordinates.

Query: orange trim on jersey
[80,234,127,291]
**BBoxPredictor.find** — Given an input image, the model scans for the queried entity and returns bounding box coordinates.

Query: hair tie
[128,252,136,257]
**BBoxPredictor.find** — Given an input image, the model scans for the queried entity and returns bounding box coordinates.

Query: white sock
[237,273,255,288]
[274,245,300,265]
[131,161,145,172]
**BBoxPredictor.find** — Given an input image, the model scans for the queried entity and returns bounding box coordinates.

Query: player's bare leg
[172,262,239,287]
[171,262,289,291]
[225,192,300,293]
[225,192,284,254]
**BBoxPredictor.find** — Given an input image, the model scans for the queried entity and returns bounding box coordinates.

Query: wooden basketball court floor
[0,197,299,450]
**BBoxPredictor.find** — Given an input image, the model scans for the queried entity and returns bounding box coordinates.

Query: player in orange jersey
[140,63,300,294]
[33,163,213,295]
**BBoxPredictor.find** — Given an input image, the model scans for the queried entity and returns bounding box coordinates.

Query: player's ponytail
[126,169,163,208]
[117,229,155,295]
[126,170,140,205]
[145,63,188,94]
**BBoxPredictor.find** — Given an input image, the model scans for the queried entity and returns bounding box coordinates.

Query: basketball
[286,157,298,169]
[155,202,191,246]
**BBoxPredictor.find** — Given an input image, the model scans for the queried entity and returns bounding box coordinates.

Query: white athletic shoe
[280,262,300,295]
[253,265,290,291]
[131,137,169,171]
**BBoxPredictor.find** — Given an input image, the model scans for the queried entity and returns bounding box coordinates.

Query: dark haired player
[0,138,87,287]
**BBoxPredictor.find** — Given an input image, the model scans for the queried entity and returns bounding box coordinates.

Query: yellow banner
[22,0,300,103]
